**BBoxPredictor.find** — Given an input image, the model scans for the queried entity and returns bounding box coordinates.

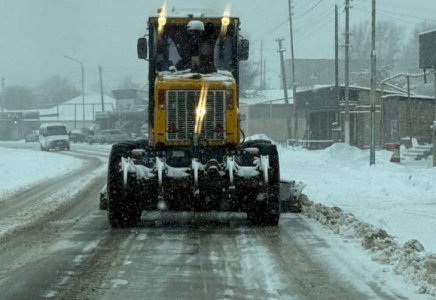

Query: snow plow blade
[280,180,306,213]
[99,181,305,213]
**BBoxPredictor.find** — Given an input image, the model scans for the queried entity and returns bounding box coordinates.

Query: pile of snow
[281,143,436,250]
[0,147,84,198]
[301,197,436,295]
[280,143,436,295]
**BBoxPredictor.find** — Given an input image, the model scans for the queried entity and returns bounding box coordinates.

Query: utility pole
[99,65,105,112]
[406,76,411,140]
[433,68,436,167]
[74,104,77,129]
[344,0,351,145]
[263,59,267,89]
[64,55,85,128]
[260,41,264,90]
[276,38,292,141]
[335,5,340,105]
[288,0,298,141]
[81,64,85,128]
[1,78,4,112]
[370,0,376,165]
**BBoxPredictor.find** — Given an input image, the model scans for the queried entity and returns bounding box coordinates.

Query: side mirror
[137,38,148,60]
[239,39,249,61]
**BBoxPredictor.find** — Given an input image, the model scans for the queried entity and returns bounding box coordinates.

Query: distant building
[0,111,40,141]
[39,94,116,131]
[111,89,148,110]
[239,90,295,143]
[383,94,434,145]
[240,86,392,149]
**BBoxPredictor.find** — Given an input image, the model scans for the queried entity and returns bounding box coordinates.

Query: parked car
[69,129,86,143]
[39,123,70,151]
[25,130,39,143]
[87,129,130,145]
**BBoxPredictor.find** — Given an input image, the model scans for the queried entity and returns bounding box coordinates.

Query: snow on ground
[280,143,436,251]
[0,147,84,199]
[0,145,108,239]
[280,143,436,295]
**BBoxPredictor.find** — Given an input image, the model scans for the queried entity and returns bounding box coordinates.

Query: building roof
[39,94,116,121]
[240,89,294,106]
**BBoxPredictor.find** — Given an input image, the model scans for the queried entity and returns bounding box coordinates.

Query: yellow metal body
[150,74,239,147]
[148,15,241,148]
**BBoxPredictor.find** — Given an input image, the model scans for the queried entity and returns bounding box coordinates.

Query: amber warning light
[157,4,167,37]
[220,5,231,37]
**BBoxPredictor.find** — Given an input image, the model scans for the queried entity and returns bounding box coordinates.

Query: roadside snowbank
[280,143,436,251]
[0,147,83,199]
[280,143,436,295]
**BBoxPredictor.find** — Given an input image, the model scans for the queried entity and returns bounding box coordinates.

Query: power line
[295,0,326,19]
[354,5,436,23]
[295,11,335,41]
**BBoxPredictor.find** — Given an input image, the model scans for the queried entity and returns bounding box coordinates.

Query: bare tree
[117,75,141,90]
[239,61,259,92]
[398,21,436,72]
[344,20,403,87]
[349,21,403,67]
[3,86,34,110]
[34,75,80,107]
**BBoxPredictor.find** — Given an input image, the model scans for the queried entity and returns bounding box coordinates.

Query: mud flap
[280,180,306,213]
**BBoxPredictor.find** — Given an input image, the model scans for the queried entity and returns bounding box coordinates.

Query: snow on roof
[240,89,294,106]
[40,123,68,128]
[152,7,230,19]
[39,94,116,121]
[383,93,435,101]
[419,28,436,36]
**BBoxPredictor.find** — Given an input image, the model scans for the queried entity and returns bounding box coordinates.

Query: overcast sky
[0,0,435,90]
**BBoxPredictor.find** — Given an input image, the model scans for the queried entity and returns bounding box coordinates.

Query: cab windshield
[153,22,236,73]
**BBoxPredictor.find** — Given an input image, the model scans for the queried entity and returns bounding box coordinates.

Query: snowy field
[0,146,84,199]
[280,143,436,295]
[280,143,436,252]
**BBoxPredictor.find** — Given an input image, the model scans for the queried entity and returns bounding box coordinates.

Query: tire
[107,141,145,228]
[246,142,281,226]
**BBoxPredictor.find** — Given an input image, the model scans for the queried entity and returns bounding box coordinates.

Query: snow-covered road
[0,141,434,299]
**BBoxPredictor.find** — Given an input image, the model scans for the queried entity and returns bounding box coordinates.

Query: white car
[39,124,70,151]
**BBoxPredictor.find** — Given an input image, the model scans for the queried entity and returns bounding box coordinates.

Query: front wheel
[107,143,143,228]
[245,141,281,226]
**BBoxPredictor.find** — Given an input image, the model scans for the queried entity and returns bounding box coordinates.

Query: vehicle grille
[166,90,226,141]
